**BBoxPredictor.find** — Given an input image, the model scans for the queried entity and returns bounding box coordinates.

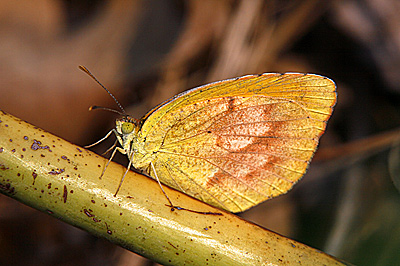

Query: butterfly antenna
[88,105,125,116]
[79,65,126,115]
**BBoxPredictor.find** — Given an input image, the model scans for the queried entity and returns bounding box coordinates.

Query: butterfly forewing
[131,73,336,212]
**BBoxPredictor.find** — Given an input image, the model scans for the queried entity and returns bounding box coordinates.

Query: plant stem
[0,110,349,265]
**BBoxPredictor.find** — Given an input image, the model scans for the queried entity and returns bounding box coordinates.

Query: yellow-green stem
[0,110,349,265]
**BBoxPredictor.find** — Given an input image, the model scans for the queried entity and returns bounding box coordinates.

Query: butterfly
[81,66,336,213]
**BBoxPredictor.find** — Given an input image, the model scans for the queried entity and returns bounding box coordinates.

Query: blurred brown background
[1,0,400,265]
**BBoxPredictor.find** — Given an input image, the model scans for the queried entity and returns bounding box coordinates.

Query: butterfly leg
[99,145,125,180]
[84,129,115,148]
[102,139,117,155]
[150,162,222,215]
[150,161,175,209]
[85,128,120,179]
[113,147,131,196]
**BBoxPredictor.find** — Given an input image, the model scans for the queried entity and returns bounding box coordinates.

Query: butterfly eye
[121,122,134,134]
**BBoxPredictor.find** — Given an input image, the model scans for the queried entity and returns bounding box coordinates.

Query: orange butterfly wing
[131,73,336,212]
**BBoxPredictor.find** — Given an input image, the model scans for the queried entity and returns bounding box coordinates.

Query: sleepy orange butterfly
[81,66,336,213]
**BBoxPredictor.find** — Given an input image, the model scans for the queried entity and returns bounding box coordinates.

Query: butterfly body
[111,73,336,213]
[115,117,150,169]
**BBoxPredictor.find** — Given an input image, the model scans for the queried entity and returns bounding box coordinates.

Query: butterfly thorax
[115,116,153,169]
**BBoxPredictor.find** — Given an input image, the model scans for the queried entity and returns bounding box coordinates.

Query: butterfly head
[115,116,141,152]
[116,116,139,136]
